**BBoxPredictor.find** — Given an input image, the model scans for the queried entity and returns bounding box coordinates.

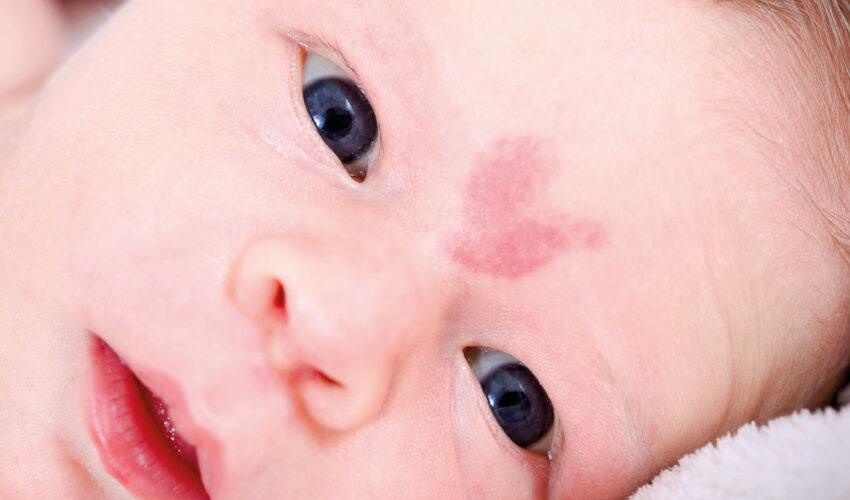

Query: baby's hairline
[712,0,850,262]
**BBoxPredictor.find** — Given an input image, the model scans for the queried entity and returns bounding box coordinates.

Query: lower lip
[87,338,209,500]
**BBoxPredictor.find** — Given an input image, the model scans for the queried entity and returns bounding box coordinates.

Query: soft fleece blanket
[631,385,850,499]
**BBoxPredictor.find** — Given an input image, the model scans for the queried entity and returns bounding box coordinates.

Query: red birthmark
[449,137,606,279]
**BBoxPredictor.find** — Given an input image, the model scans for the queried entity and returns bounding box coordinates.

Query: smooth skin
[1,0,849,498]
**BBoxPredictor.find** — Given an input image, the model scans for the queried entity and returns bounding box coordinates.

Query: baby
[1,0,849,498]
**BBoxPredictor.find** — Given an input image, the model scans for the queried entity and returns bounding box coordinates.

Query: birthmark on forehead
[449,137,607,279]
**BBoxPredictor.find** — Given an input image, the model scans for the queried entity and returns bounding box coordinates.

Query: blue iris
[303,77,377,168]
[480,363,554,448]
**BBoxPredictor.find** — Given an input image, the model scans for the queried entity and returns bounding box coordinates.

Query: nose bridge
[229,232,439,431]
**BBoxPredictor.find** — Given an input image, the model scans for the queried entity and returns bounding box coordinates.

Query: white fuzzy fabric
[631,402,850,499]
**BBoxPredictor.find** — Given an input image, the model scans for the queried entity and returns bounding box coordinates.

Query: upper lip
[86,336,210,500]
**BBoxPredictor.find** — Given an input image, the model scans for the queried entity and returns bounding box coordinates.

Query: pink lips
[87,338,209,500]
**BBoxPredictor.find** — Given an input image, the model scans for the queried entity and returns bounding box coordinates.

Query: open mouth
[87,337,210,500]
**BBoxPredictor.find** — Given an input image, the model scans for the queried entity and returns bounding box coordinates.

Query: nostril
[298,366,342,388]
[317,370,341,387]
[273,281,286,312]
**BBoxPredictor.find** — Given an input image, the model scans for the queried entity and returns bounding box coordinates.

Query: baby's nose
[228,234,441,432]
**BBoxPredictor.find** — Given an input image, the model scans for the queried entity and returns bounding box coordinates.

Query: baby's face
[2,0,848,498]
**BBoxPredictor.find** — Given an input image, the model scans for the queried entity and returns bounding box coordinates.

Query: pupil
[498,391,526,409]
[495,390,531,424]
[318,107,353,139]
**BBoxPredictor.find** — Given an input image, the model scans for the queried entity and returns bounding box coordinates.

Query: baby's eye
[302,53,378,182]
[465,347,555,454]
